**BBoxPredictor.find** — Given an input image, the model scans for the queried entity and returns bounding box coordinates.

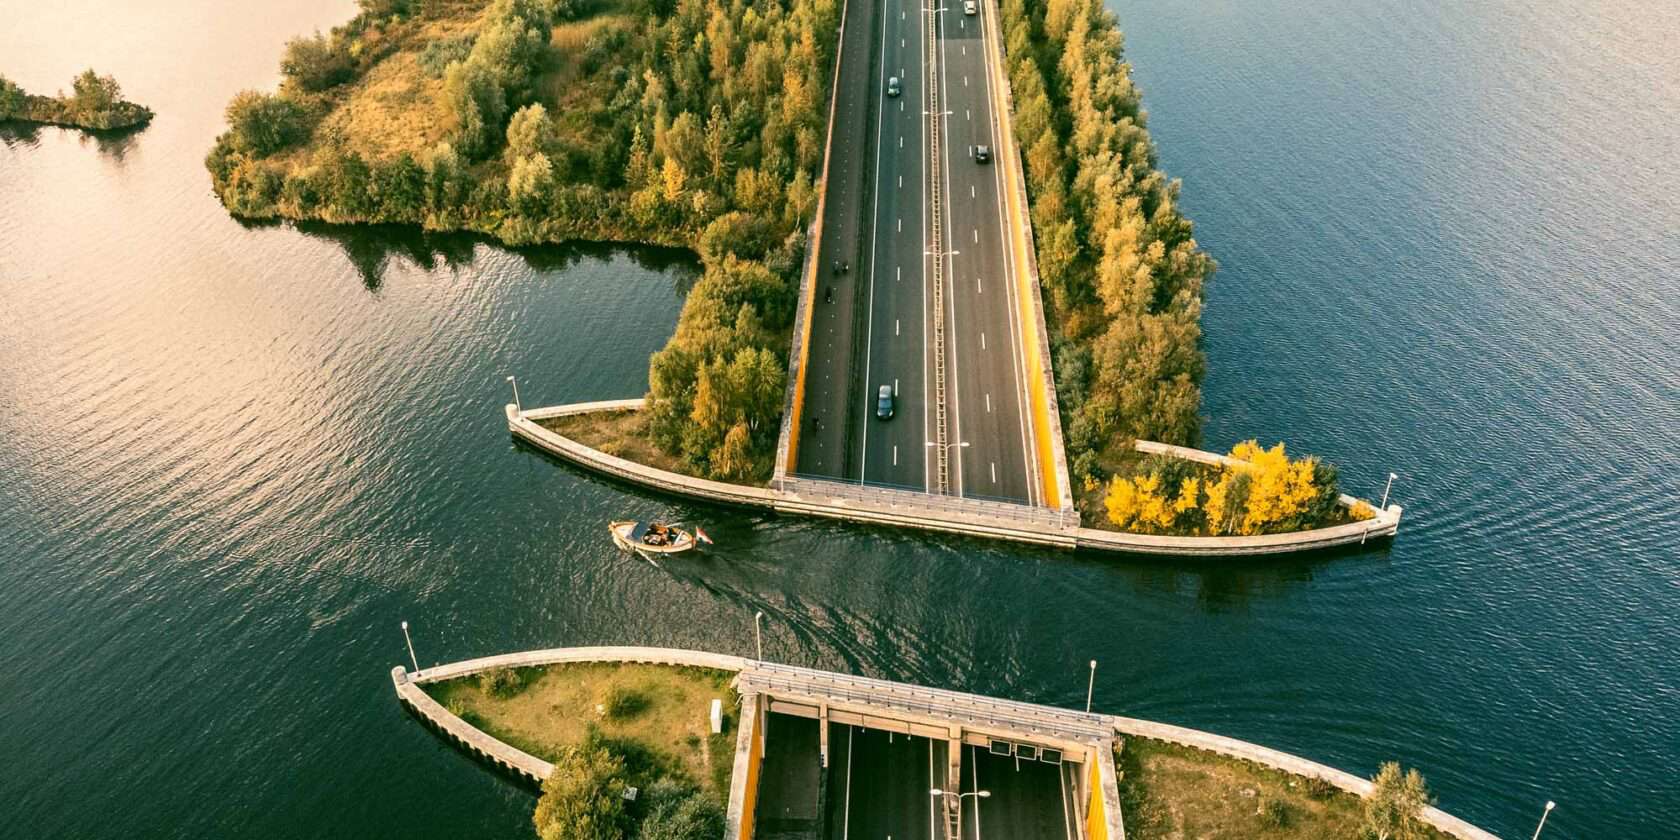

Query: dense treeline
[998,0,1212,484]
[0,70,153,130]
[205,0,838,481]
[1104,441,1369,536]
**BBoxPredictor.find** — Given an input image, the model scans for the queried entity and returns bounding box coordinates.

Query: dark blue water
[1,0,1675,837]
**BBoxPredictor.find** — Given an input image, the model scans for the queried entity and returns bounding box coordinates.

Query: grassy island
[425,661,736,838]
[0,70,153,131]
[1118,737,1450,840]
[207,0,836,482]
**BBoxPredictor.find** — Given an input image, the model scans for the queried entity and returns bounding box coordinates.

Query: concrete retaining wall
[1107,715,1501,840]
[390,647,1498,840]
[391,665,553,787]
[509,401,1403,556]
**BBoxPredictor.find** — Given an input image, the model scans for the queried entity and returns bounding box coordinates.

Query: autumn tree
[532,742,631,840]
[1362,762,1434,840]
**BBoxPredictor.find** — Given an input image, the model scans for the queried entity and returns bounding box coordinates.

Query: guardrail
[509,400,1402,556]
[391,646,1499,840]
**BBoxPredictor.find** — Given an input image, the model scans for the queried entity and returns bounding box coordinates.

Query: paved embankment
[509,401,1402,556]
[391,646,1500,840]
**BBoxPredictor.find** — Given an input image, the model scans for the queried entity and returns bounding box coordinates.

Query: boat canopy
[627,521,651,542]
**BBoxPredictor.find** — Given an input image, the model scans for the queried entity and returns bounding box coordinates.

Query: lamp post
[400,620,419,675]
[754,611,764,662]
[931,787,989,828]
[926,440,971,452]
[1531,801,1555,840]
[507,375,522,414]
[1086,660,1097,713]
[1380,472,1398,509]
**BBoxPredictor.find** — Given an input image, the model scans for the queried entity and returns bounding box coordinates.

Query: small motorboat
[609,520,711,556]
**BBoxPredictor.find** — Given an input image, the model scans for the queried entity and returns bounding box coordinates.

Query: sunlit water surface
[1,0,1676,836]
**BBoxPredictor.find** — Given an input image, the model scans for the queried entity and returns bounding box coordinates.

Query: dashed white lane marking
[897,266,902,282]
[977,276,982,293]
[991,462,997,483]
[899,135,904,148]
[986,392,992,412]
[898,218,903,232]
[893,445,898,465]
[971,185,976,197]
[981,332,986,349]
[973,229,978,243]
[899,174,903,187]
[896,319,900,335]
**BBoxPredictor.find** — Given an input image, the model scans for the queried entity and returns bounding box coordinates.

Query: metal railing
[926,0,950,496]
[778,475,1076,529]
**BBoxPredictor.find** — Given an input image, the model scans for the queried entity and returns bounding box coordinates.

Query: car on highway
[886,76,901,98]
[876,385,895,420]
[975,144,991,164]
[964,0,977,14]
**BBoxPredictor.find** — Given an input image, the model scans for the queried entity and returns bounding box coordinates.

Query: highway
[794,0,1040,505]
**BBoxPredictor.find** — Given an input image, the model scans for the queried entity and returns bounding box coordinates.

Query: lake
[1,0,1675,836]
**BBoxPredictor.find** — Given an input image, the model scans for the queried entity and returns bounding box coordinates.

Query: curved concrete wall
[391,647,1499,840]
[509,401,1402,556]
[1107,715,1501,840]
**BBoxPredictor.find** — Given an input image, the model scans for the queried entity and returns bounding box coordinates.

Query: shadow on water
[0,120,148,159]
[286,219,703,293]
[510,434,1392,615]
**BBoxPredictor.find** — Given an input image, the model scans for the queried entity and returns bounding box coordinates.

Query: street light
[507,375,522,414]
[754,611,765,662]
[930,788,990,801]
[1380,471,1398,509]
[1086,660,1097,713]
[400,620,419,675]
[926,440,970,451]
[1531,801,1556,840]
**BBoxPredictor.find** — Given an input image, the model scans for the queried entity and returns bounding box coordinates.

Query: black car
[975,144,991,164]
[876,385,895,420]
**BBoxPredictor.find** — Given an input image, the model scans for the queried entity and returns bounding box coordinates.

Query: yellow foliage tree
[1227,440,1322,535]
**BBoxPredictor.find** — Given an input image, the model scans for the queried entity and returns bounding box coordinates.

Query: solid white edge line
[858,0,897,485]
[977,0,1040,506]
[842,726,854,840]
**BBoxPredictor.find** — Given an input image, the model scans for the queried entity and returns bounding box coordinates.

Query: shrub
[1301,775,1336,800]
[418,33,477,78]
[282,32,357,91]
[68,70,121,120]
[599,684,647,720]
[532,742,631,840]
[1362,762,1434,840]
[1257,796,1289,828]
[0,75,25,119]
[637,779,725,840]
[224,91,309,156]
[478,666,523,698]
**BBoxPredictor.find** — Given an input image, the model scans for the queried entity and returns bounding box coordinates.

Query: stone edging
[390,646,1501,840]
[1109,715,1502,840]
[509,401,1402,556]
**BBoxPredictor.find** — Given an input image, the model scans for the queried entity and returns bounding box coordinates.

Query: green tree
[0,75,24,119]
[281,31,356,91]
[505,102,558,162]
[1362,762,1434,840]
[442,60,505,160]
[531,743,631,840]
[224,91,308,156]
[69,69,121,120]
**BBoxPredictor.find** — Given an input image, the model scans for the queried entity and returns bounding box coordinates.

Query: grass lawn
[426,662,739,802]
[537,409,773,486]
[1116,736,1451,840]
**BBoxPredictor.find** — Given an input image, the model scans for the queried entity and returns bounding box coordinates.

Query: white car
[964,0,977,14]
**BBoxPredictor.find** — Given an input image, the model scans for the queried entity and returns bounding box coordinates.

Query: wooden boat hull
[609,520,696,554]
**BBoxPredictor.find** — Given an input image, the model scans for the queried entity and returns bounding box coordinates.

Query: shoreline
[507,399,1402,556]
[392,645,1500,840]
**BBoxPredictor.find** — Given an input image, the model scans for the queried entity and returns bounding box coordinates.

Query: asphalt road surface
[756,713,824,837]
[824,724,945,840]
[794,0,1039,505]
[961,744,1082,840]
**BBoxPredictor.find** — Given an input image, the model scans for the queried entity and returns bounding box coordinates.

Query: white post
[754,611,765,662]
[1380,472,1398,509]
[506,375,522,414]
[400,621,419,675]
[1086,660,1097,713]
[1532,801,1556,840]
